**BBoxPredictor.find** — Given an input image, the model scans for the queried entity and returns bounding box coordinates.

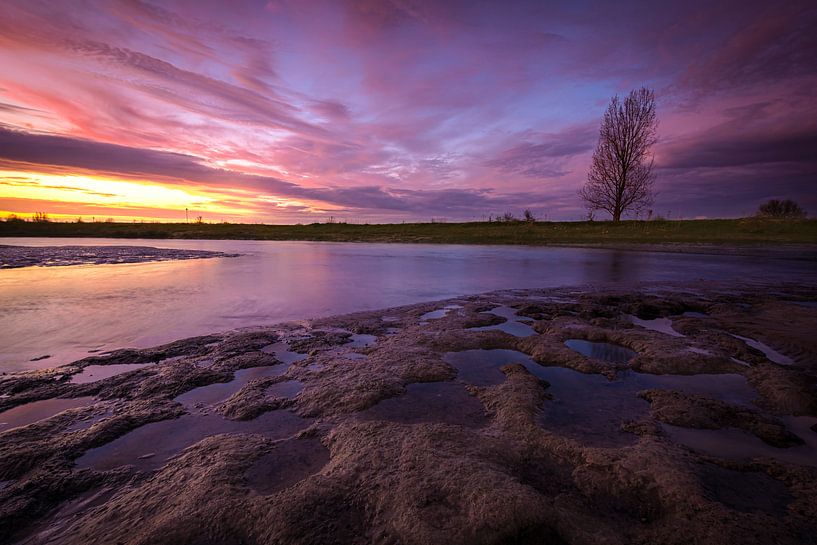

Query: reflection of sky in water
[2,238,815,372]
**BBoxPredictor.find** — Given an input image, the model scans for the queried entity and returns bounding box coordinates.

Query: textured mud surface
[1,281,816,544]
[0,245,238,269]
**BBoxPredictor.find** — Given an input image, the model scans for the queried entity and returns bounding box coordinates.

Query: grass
[1,218,816,246]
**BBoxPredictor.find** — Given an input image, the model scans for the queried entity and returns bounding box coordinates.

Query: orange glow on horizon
[0,169,325,223]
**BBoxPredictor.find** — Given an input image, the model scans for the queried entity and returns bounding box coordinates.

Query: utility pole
[185,208,189,223]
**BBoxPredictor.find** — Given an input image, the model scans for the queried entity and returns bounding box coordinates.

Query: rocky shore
[0,245,238,269]
[1,281,816,544]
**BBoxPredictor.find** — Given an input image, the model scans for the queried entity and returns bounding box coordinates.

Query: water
[443,349,760,447]
[0,397,97,432]
[730,334,794,365]
[564,339,637,363]
[628,315,684,337]
[468,306,537,337]
[2,238,815,373]
[174,365,289,409]
[76,409,310,471]
[358,381,487,427]
[662,415,817,467]
[70,363,153,384]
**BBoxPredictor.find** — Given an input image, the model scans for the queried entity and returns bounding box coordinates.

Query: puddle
[245,437,329,496]
[76,410,310,471]
[358,382,487,428]
[730,357,751,367]
[662,416,817,467]
[0,397,96,432]
[443,349,544,386]
[628,315,684,337]
[444,349,758,447]
[347,334,377,348]
[382,316,400,322]
[468,306,537,337]
[696,464,791,515]
[443,349,644,446]
[626,371,757,408]
[730,334,794,365]
[345,353,368,361]
[564,339,636,363]
[419,309,449,320]
[419,304,462,321]
[70,363,153,384]
[174,365,288,409]
[681,311,708,318]
[261,342,309,365]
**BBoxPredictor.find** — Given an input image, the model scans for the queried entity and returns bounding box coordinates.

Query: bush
[757,199,806,219]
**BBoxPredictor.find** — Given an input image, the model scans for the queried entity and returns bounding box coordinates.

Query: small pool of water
[174,365,288,408]
[628,316,684,338]
[261,342,309,365]
[347,334,377,348]
[663,415,817,467]
[626,371,757,408]
[358,381,487,428]
[443,349,760,447]
[76,409,310,471]
[245,437,329,496]
[730,334,794,365]
[70,363,153,384]
[443,349,644,446]
[0,396,96,432]
[468,306,537,337]
[419,304,463,322]
[564,339,636,363]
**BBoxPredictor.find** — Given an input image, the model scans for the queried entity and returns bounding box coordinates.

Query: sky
[0,0,815,223]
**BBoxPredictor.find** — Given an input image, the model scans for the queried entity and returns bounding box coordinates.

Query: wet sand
[1,281,816,544]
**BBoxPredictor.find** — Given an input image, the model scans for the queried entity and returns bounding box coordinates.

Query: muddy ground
[0,245,238,269]
[1,281,816,545]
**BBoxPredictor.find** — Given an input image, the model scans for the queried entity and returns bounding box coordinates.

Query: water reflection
[564,339,636,363]
[2,238,814,372]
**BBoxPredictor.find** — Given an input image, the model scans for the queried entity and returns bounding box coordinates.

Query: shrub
[756,199,806,219]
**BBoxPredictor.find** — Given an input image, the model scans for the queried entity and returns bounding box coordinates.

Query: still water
[1,238,815,372]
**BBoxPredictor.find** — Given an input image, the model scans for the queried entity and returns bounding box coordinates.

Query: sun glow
[0,169,263,221]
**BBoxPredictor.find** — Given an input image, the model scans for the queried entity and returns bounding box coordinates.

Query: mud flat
[0,245,238,269]
[1,281,817,544]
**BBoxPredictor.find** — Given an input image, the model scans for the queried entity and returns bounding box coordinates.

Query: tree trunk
[613,208,621,222]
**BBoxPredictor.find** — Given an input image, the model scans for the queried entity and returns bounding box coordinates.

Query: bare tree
[579,88,657,222]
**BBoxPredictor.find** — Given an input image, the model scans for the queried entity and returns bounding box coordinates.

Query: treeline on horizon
[2,198,810,227]
[1,214,814,247]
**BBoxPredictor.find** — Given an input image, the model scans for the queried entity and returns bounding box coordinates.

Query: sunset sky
[0,0,815,223]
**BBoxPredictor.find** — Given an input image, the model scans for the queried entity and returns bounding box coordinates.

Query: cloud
[0,127,554,216]
[484,124,596,178]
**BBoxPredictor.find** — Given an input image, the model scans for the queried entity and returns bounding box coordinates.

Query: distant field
[1,218,816,246]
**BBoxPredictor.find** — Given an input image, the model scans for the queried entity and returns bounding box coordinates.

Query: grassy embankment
[1,218,816,246]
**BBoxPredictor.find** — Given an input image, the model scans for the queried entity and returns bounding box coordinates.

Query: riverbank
[2,218,816,246]
[1,281,816,544]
